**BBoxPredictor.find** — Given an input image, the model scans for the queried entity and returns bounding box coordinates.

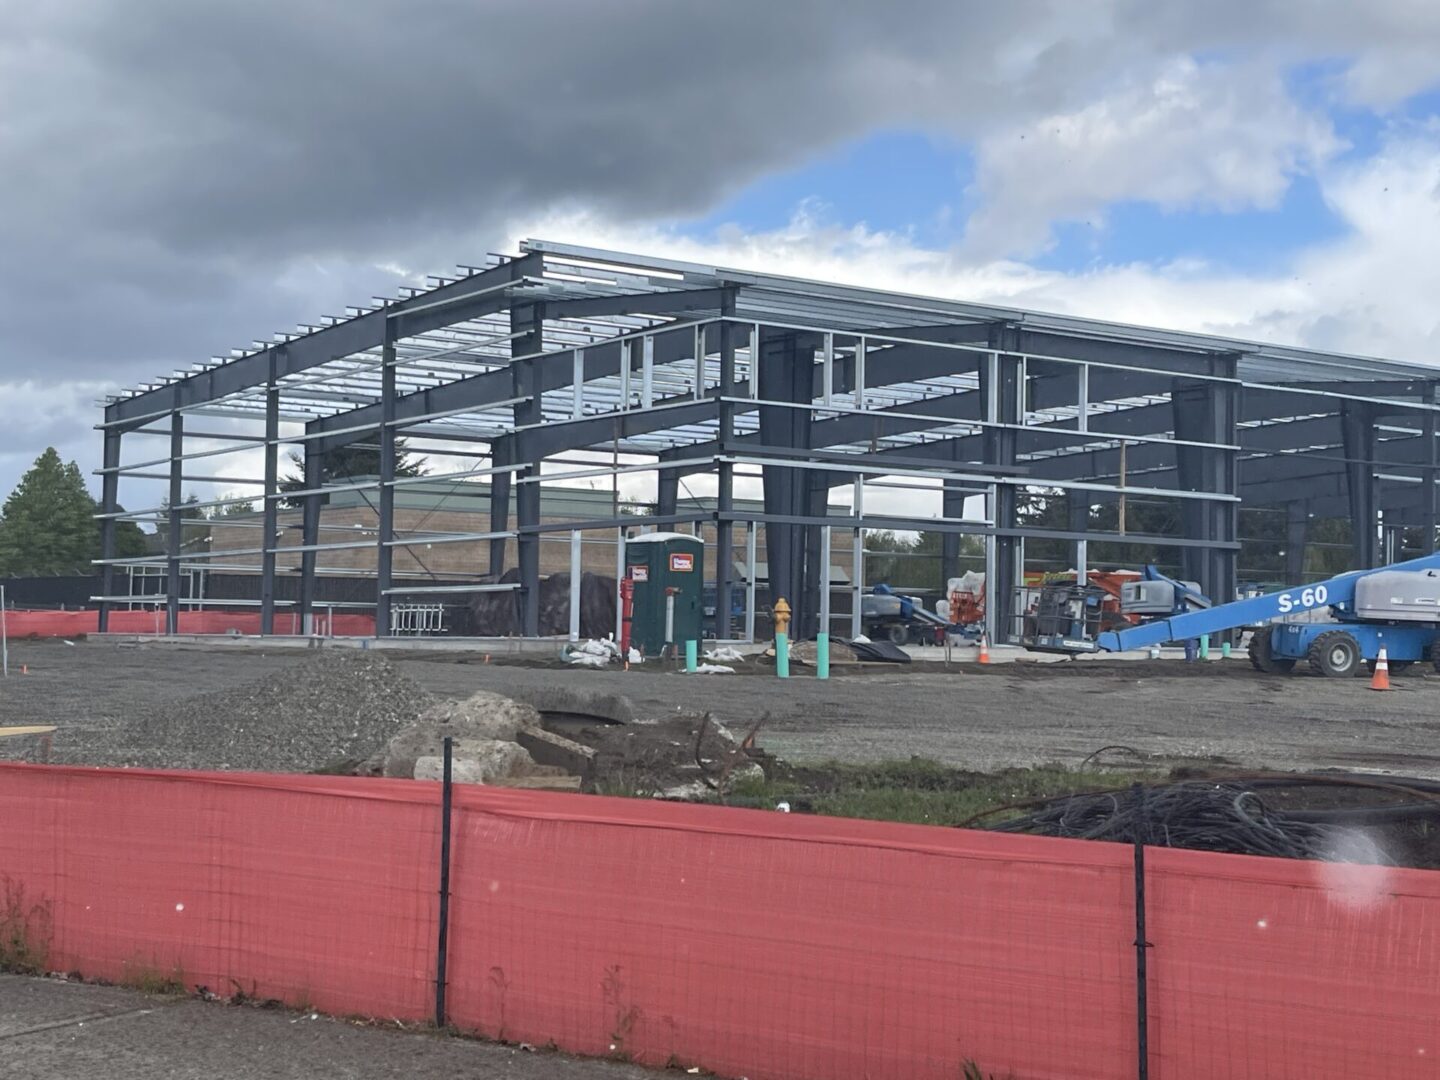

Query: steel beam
[105,254,540,430]
[543,286,734,322]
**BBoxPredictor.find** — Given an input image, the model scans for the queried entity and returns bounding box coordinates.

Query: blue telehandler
[1024,552,1440,677]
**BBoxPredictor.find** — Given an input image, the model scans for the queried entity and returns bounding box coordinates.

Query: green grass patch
[0,878,52,975]
[121,963,187,997]
[728,758,1149,828]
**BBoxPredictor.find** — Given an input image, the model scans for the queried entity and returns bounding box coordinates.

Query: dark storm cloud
[1,0,1438,496]
[2,0,1146,380]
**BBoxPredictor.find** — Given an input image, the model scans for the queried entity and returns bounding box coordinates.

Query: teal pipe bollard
[776,632,790,678]
[1199,633,1210,660]
[1221,640,1232,659]
[816,633,830,680]
[684,639,697,673]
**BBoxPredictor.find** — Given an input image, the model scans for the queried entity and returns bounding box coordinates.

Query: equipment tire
[1248,626,1296,674]
[1369,659,1414,675]
[1307,629,1361,678]
[885,622,910,646]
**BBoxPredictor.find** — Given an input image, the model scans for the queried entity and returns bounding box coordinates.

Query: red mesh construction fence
[0,609,375,638]
[0,762,1435,1079]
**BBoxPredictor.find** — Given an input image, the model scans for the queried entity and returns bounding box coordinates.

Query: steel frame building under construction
[97,240,1440,642]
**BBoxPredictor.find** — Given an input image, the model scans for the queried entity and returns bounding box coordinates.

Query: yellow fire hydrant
[773,597,791,637]
[773,597,791,678]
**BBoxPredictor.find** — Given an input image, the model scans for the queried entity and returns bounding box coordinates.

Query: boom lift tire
[1307,629,1361,678]
[885,623,910,646]
[1366,659,1413,675]
[1247,626,1296,674]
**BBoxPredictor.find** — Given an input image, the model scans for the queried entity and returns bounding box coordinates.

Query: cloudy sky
[4,0,1440,502]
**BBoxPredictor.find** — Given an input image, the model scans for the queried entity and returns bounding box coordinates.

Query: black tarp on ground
[846,639,912,664]
[466,570,616,638]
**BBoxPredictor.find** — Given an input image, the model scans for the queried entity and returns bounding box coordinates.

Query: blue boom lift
[1025,551,1440,677]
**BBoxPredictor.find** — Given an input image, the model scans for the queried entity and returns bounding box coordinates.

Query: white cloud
[961,58,1344,258]
[512,123,1440,370]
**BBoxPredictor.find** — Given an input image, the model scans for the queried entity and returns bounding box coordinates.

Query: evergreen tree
[278,439,423,508]
[0,449,102,575]
[154,494,210,552]
[113,514,150,560]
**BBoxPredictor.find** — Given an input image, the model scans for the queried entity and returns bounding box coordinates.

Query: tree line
[0,442,426,578]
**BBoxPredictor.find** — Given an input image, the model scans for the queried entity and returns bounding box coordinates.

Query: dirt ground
[4,639,1440,778]
[0,974,651,1080]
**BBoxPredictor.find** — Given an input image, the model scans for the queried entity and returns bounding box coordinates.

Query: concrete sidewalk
[0,974,654,1080]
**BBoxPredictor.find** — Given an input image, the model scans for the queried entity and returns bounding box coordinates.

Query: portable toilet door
[624,533,704,655]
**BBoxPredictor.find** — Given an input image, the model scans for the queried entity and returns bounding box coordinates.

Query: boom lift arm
[1096,551,1440,652]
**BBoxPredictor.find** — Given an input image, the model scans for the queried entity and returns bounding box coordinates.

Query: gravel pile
[128,651,434,772]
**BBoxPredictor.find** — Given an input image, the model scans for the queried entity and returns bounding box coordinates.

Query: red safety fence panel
[0,764,1136,1079]
[1147,845,1440,1080]
[0,609,375,638]
[1,609,101,638]
[3,763,1438,1079]
[0,766,435,1020]
[442,789,1135,1079]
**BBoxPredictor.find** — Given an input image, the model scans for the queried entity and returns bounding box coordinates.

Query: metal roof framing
[95,239,1440,641]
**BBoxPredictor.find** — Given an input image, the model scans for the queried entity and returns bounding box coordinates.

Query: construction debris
[583,711,764,800]
[562,638,620,667]
[365,690,543,779]
[131,651,432,772]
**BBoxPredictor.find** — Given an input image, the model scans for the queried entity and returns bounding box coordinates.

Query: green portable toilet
[624,532,704,655]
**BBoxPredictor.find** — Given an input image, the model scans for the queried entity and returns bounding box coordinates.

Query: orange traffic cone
[1370,647,1391,691]
[977,633,991,665]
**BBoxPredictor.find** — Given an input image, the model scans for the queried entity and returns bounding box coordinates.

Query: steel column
[375,325,397,637]
[757,328,817,635]
[97,429,121,632]
[513,301,545,636]
[1069,493,1090,583]
[1174,359,1239,605]
[1426,386,1438,555]
[166,413,183,635]
[259,353,281,635]
[298,443,322,632]
[1285,503,1309,584]
[656,469,679,518]
[941,441,967,589]
[1341,401,1380,569]
[715,316,737,639]
[489,438,513,575]
[983,330,1022,642]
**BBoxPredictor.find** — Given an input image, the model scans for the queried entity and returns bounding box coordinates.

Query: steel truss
[96,240,1440,641]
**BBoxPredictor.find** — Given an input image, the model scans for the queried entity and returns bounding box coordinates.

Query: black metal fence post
[436,736,454,1028]
[1132,782,1151,1080]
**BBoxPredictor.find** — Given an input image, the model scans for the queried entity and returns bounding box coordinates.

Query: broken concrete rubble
[412,739,533,782]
